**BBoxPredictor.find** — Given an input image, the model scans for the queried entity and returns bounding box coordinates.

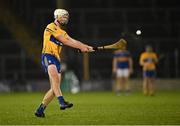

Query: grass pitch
[0,91,180,125]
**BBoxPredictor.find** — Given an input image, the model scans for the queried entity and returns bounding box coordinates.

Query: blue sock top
[57,96,65,105]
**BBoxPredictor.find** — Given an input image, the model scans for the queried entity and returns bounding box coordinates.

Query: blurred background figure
[112,46,133,96]
[61,63,80,94]
[139,45,158,96]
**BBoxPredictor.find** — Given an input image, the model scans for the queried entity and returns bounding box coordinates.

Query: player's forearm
[155,59,158,64]
[58,35,83,49]
[112,59,117,72]
[112,67,116,73]
[139,60,144,66]
[66,39,83,49]
[129,58,133,69]
[72,39,85,49]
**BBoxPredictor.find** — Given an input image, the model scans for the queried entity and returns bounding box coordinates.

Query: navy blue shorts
[143,70,156,78]
[41,54,61,73]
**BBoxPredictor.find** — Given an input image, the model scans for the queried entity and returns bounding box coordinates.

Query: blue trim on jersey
[114,51,130,58]
[50,35,63,46]
[143,70,156,78]
[143,58,154,63]
[117,61,129,69]
[41,53,61,73]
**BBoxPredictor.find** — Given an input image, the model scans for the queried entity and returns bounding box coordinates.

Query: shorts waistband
[42,53,60,62]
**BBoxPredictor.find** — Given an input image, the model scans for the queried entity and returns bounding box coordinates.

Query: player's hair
[54,9,69,19]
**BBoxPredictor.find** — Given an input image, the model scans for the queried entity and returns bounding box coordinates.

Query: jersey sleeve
[139,53,144,64]
[47,24,68,39]
[53,28,68,39]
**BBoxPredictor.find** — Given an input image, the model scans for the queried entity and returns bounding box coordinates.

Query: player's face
[58,15,69,26]
[146,47,153,52]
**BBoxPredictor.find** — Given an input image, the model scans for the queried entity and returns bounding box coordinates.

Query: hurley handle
[77,47,97,53]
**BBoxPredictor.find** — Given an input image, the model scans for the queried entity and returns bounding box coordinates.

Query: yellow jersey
[140,52,158,70]
[42,22,68,60]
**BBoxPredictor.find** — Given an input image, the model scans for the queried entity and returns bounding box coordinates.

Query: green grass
[0,91,180,125]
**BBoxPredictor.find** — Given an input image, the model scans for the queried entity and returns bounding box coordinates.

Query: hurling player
[139,45,158,96]
[35,9,93,117]
[112,46,133,96]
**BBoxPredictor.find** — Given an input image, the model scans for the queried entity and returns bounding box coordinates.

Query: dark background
[0,0,180,84]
